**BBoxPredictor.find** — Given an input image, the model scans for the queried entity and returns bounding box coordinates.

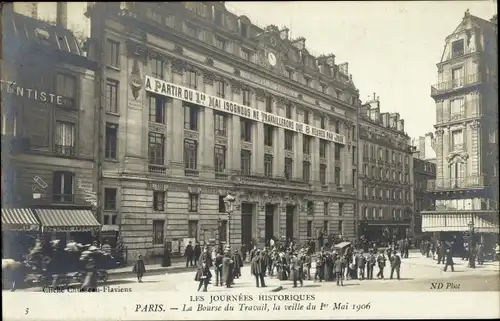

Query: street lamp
[223,193,236,248]
[468,220,475,268]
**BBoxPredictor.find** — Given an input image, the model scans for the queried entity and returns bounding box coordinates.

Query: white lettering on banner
[0,80,64,105]
[239,70,299,98]
[144,76,346,145]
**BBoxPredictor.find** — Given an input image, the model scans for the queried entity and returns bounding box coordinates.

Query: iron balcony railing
[427,175,487,191]
[431,73,481,96]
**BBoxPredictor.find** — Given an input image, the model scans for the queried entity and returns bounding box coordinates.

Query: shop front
[359,220,411,246]
[1,208,41,260]
[33,209,101,245]
[100,225,119,247]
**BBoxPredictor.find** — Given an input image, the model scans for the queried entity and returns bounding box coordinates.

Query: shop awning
[34,209,101,232]
[1,208,40,231]
[422,212,499,233]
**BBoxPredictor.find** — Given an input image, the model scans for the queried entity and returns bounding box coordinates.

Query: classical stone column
[169,59,186,176]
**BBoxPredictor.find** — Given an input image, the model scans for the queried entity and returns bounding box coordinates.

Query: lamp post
[468,219,475,268]
[223,193,236,248]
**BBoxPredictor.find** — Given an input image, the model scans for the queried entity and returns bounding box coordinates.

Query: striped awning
[34,209,101,232]
[1,208,40,231]
[422,212,499,233]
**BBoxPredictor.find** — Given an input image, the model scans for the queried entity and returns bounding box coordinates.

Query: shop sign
[1,80,64,105]
[43,226,100,233]
[145,76,345,145]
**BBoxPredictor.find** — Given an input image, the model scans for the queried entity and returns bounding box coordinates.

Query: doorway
[241,203,254,247]
[265,204,275,243]
[286,205,296,240]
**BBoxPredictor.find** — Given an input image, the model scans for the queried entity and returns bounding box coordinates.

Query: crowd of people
[182,236,413,292]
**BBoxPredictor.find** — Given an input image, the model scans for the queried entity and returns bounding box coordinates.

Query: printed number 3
[25,308,29,315]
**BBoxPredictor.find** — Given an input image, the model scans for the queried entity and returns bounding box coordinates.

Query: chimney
[56,2,68,29]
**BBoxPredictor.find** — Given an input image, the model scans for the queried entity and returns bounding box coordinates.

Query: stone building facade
[413,158,436,236]
[1,7,99,241]
[357,95,414,243]
[423,11,498,242]
[86,2,360,258]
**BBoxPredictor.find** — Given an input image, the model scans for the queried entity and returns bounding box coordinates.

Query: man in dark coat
[251,250,266,288]
[249,245,258,261]
[232,250,243,279]
[132,254,146,283]
[390,251,401,280]
[477,244,484,265]
[184,241,194,267]
[438,242,446,264]
[314,252,325,282]
[366,250,376,280]
[334,254,344,286]
[214,250,224,286]
[356,251,366,280]
[376,250,386,279]
[290,253,303,288]
[196,259,211,292]
[266,249,274,276]
[443,248,454,272]
[221,251,233,288]
[301,252,311,280]
[193,243,201,266]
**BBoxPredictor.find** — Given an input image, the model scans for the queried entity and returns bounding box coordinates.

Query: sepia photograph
[1,1,498,320]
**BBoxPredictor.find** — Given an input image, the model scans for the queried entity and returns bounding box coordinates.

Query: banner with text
[145,76,346,145]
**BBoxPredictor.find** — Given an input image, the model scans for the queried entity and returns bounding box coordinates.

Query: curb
[108,266,196,281]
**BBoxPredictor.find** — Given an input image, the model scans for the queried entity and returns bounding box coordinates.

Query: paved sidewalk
[402,252,500,273]
[107,258,197,280]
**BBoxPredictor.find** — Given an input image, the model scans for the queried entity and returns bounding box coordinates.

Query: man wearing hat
[376,250,386,279]
[251,249,266,288]
[355,250,366,280]
[390,250,401,280]
[333,253,344,286]
[290,251,303,288]
[366,249,376,280]
[221,250,234,288]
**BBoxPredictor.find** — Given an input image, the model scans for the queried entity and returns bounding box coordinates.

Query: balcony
[148,164,167,175]
[55,145,75,156]
[427,175,487,191]
[431,73,481,97]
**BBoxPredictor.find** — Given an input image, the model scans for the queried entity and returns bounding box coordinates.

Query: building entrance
[265,204,275,243]
[241,203,254,247]
[286,205,296,240]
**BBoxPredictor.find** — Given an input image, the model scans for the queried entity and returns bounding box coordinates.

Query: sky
[226,1,497,138]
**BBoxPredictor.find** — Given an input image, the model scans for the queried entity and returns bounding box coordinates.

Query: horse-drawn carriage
[2,241,119,290]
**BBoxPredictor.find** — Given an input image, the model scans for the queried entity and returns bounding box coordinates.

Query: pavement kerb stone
[108,266,194,281]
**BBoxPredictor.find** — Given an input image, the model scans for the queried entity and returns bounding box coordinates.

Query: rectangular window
[451,130,463,150]
[352,147,357,165]
[106,79,119,113]
[106,39,120,68]
[324,202,329,215]
[242,89,251,106]
[335,167,341,185]
[240,119,252,142]
[319,139,327,158]
[307,221,312,238]
[338,220,343,235]
[153,191,165,211]
[150,57,164,79]
[105,123,117,159]
[214,112,227,136]
[303,136,311,155]
[241,48,250,61]
[323,220,329,234]
[284,130,294,151]
[451,39,464,58]
[219,220,228,242]
[265,97,273,113]
[287,69,294,80]
[186,70,197,89]
[264,125,273,147]
[320,83,327,94]
[184,139,198,170]
[335,144,342,160]
[104,188,117,211]
[188,194,198,212]
[305,76,312,87]
[307,201,314,215]
[52,171,74,203]
[56,73,76,107]
[352,169,356,188]
[304,111,309,124]
[185,22,199,38]
[148,94,167,124]
[264,154,273,177]
[240,23,248,37]
[214,10,223,26]
[452,67,463,88]
[320,164,327,185]
[218,196,226,213]
[320,117,326,130]
[284,157,293,180]
[214,145,226,173]
[335,120,341,134]
[285,104,292,119]
[303,161,311,182]
[152,220,164,244]
[184,103,199,131]
[188,220,198,239]
[339,202,344,216]
[148,132,165,165]
[54,121,75,156]
[103,214,117,225]
[215,80,225,98]
[241,150,251,175]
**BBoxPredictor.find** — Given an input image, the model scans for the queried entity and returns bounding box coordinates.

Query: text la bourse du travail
[145,76,345,145]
